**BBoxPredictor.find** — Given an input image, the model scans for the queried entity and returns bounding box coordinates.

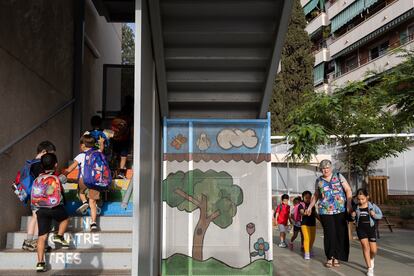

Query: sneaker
[278,242,287,248]
[90,222,99,232]
[288,243,294,250]
[36,262,47,272]
[30,239,38,249]
[52,235,69,249]
[371,258,375,269]
[22,240,36,252]
[76,201,89,214]
[304,253,311,260]
[367,267,374,276]
[116,168,127,179]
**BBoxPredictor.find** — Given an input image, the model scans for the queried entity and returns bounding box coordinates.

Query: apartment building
[302,0,414,93]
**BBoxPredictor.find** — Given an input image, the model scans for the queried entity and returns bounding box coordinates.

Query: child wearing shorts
[352,188,383,276]
[274,194,290,248]
[64,135,101,232]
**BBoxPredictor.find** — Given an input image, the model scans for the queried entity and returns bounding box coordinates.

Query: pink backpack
[293,202,305,222]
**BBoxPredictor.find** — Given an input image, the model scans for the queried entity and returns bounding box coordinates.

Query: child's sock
[27,234,34,241]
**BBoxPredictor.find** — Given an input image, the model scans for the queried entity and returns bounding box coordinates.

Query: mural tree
[162,169,243,261]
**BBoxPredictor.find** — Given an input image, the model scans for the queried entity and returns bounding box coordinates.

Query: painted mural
[162,116,272,275]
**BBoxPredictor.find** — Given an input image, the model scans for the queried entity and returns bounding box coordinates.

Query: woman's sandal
[333,259,341,267]
[325,259,333,268]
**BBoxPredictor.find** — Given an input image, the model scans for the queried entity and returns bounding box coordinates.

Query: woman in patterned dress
[305,159,353,268]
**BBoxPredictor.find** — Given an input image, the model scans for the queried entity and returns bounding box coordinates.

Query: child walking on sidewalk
[299,190,317,260]
[274,194,290,248]
[352,188,383,276]
[289,196,304,250]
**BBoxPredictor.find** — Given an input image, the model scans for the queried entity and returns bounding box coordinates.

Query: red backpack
[31,173,62,208]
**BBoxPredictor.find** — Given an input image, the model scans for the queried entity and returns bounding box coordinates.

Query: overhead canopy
[304,0,320,16]
[92,0,293,119]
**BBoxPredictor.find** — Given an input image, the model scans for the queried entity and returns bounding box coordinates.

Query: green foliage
[122,24,135,64]
[162,169,243,228]
[382,49,414,126]
[287,78,410,180]
[400,207,414,220]
[269,0,314,134]
[287,123,328,162]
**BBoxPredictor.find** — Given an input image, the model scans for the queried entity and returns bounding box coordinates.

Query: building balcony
[314,48,330,66]
[306,12,330,35]
[327,0,357,20]
[331,38,414,88]
[329,0,414,57]
[315,83,330,94]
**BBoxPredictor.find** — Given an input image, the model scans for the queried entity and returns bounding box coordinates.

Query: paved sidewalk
[273,228,414,276]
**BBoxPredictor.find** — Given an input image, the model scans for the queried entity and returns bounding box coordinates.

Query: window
[369,41,389,60]
[408,24,414,41]
[345,55,359,72]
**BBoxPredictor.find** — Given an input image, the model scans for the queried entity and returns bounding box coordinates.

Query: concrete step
[7,231,132,249]
[0,248,131,270]
[20,216,132,232]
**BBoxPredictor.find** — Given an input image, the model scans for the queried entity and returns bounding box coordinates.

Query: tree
[382,49,414,125]
[269,0,314,134]
[122,23,135,64]
[287,81,410,187]
[162,169,243,261]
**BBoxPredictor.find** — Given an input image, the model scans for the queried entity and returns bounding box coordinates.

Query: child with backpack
[298,190,317,260]
[289,196,304,250]
[12,141,56,252]
[111,106,132,178]
[85,115,113,154]
[64,134,112,232]
[31,153,69,272]
[274,194,290,248]
[351,188,383,276]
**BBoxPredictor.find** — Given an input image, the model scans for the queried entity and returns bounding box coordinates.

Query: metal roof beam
[148,0,169,116]
[259,0,294,118]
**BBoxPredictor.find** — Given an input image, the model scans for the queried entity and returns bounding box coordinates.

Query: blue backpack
[89,129,109,149]
[13,159,41,203]
[82,149,112,191]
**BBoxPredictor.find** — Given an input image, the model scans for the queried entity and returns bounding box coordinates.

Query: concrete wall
[0,0,74,248]
[132,0,162,274]
[82,0,122,130]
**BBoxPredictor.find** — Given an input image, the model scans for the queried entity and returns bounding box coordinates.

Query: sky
[127,23,136,34]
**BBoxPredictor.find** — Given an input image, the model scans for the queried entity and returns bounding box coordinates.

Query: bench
[376,216,395,239]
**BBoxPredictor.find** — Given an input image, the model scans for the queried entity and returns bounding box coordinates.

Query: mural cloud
[217,129,258,150]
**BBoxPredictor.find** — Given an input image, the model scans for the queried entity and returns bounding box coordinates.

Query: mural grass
[162,253,272,275]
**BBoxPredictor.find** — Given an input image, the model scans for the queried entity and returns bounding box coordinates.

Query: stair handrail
[0,98,76,156]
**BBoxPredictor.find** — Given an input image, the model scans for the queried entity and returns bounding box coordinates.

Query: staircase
[0,180,133,274]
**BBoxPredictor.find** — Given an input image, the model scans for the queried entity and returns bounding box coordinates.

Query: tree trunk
[192,194,210,261]
[347,141,352,189]
[192,213,210,261]
[362,166,369,189]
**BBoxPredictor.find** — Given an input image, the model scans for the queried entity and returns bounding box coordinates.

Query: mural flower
[254,238,269,257]
[246,223,255,236]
